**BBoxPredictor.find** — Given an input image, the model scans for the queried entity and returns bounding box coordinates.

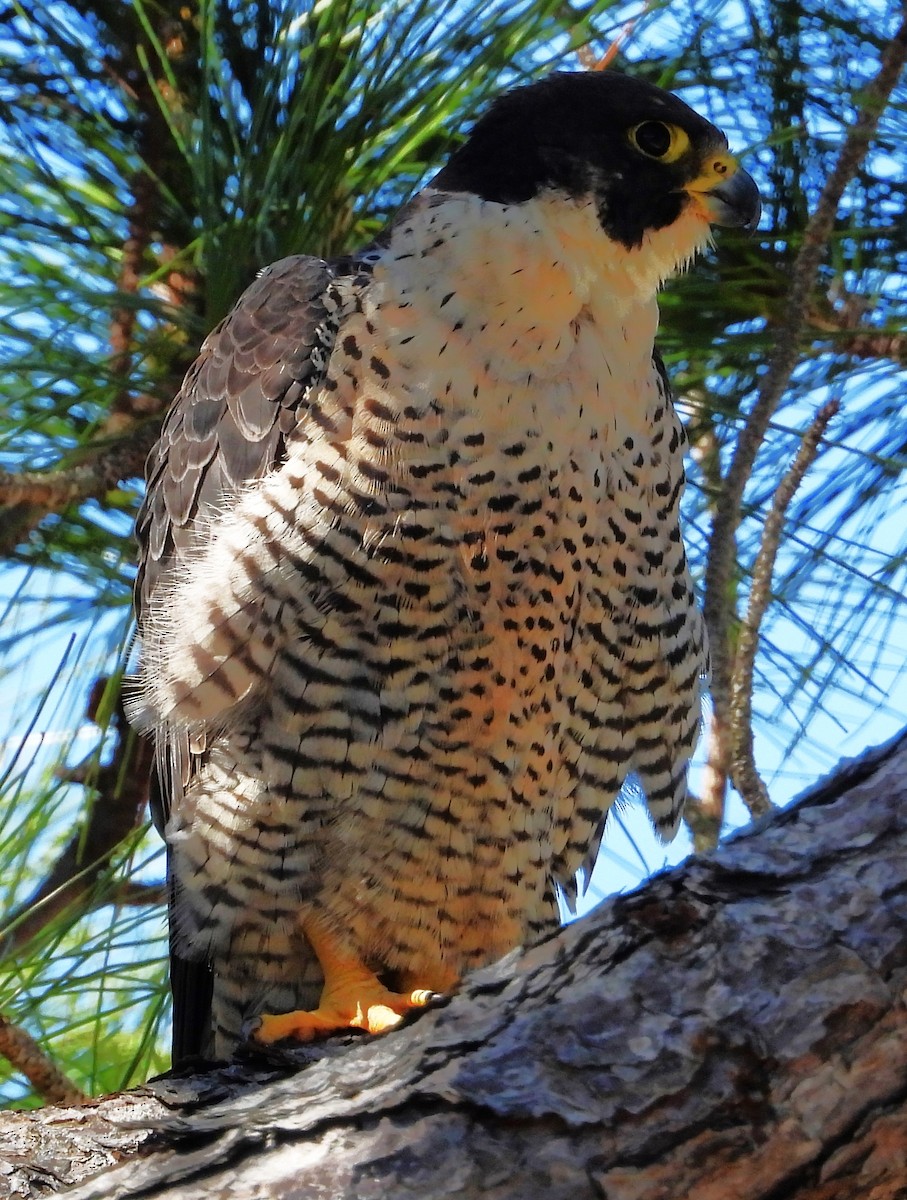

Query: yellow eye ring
[628,121,691,163]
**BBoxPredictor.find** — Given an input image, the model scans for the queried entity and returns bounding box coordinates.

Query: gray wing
[135,255,345,814]
[136,254,340,631]
[133,254,346,1063]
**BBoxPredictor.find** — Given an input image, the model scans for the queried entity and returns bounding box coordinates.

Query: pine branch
[684,409,727,847]
[697,711,731,842]
[679,789,722,851]
[103,881,166,908]
[0,1015,86,1107]
[730,400,840,817]
[822,328,907,364]
[108,171,154,395]
[0,424,158,557]
[700,12,907,809]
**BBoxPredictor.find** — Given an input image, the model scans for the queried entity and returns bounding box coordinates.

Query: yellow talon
[250,918,444,1045]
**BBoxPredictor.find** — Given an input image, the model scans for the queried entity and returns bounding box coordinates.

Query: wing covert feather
[135,254,338,626]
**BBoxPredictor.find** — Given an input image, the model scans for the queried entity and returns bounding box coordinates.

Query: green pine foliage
[0,0,904,1104]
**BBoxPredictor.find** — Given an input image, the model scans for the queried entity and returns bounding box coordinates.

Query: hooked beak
[686,153,762,234]
[701,167,762,232]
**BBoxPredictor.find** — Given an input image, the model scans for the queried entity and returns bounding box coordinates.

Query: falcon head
[432,71,760,274]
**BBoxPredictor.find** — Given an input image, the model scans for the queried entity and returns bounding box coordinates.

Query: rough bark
[2,731,906,1200]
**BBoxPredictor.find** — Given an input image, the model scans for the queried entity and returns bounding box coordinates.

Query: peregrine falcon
[132,71,760,1062]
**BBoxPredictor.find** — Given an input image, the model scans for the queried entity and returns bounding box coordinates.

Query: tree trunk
[2,731,906,1200]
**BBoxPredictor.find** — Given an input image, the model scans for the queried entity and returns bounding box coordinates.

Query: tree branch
[730,399,840,816]
[1,730,906,1198]
[107,170,156,420]
[0,424,159,558]
[0,1016,86,1107]
[0,424,155,506]
[839,329,907,362]
[700,13,907,809]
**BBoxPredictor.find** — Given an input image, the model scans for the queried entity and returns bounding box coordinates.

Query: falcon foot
[251,981,437,1044]
[249,917,446,1045]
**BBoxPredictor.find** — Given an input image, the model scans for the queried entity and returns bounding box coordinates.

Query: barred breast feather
[133,189,708,1058]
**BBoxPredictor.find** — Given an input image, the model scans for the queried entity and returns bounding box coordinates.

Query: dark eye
[632,121,673,158]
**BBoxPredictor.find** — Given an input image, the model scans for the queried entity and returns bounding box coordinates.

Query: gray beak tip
[708,167,762,234]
